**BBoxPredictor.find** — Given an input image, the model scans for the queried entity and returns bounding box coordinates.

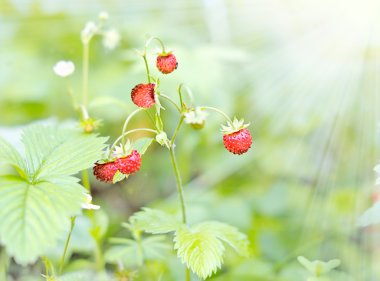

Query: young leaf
[174,226,225,280]
[130,208,182,234]
[195,221,250,257]
[0,175,86,265]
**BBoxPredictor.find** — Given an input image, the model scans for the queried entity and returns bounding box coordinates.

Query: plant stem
[142,54,151,83]
[108,128,157,158]
[168,147,187,227]
[168,146,190,281]
[59,216,76,274]
[171,117,184,146]
[82,42,90,108]
[200,106,232,123]
[160,94,182,113]
[121,108,143,150]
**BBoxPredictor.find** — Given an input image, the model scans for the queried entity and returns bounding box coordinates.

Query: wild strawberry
[156,53,178,74]
[131,83,156,108]
[221,118,252,155]
[115,150,141,174]
[93,161,118,182]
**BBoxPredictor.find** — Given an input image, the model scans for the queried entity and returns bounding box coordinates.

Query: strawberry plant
[0,12,253,281]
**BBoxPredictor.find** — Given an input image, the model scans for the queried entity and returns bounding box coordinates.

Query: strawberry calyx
[221,117,250,135]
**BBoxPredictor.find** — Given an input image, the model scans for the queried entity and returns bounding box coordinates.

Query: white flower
[81,193,100,210]
[102,29,121,50]
[81,21,98,44]
[184,107,208,125]
[53,60,75,77]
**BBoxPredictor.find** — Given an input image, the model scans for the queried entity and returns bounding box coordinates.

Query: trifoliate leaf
[133,138,154,155]
[357,202,380,227]
[0,124,108,265]
[174,226,225,280]
[130,208,182,234]
[194,221,250,257]
[0,175,86,265]
[112,170,126,184]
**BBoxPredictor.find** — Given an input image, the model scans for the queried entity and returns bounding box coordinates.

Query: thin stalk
[200,106,232,123]
[160,94,182,113]
[82,42,90,107]
[121,108,143,150]
[142,54,151,83]
[171,116,184,146]
[168,146,190,280]
[168,148,187,226]
[108,128,157,158]
[178,83,194,107]
[59,216,76,274]
[145,36,166,53]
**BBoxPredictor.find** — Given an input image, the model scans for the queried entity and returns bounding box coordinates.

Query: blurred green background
[1,0,380,280]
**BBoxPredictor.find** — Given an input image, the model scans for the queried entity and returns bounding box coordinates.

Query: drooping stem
[200,106,232,123]
[142,54,151,83]
[160,94,182,113]
[178,83,194,107]
[108,128,158,158]
[82,42,90,108]
[145,36,166,53]
[121,108,144,150]
[59,216,76,274]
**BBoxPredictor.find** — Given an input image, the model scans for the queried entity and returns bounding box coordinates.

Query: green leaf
[105,235,171,267]
[0,137,26,174]
[112,170,126,184]
[0,175,86,265]
[195,221,250,257]
[130,208,182,234]
[133,137,154,155]
[22,125,108,179]
[174,226,225,280]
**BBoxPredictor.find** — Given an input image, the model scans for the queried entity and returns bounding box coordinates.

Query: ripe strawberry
[221,118,252,155]
[93,161,118,182]
[156,53,178,74]
[115,150,141,174]
[131,83,156,108]
[223,129,252,155]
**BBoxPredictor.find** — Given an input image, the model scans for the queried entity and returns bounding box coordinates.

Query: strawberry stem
[82,42,90,108]
[178,83,194,108]
[142,54,151,83]
[145,36,166,54]
[109,128,158,158]
[159,94,181,113]
[121,108,144,152]
[200,106,232,123]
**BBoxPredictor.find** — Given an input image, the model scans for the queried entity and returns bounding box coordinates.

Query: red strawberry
[115,150,141,174]
[156,53,178,74]
[223,129,252,155]
[93,161,118,182]
[221,118,252,155]
[131,83,156,108]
